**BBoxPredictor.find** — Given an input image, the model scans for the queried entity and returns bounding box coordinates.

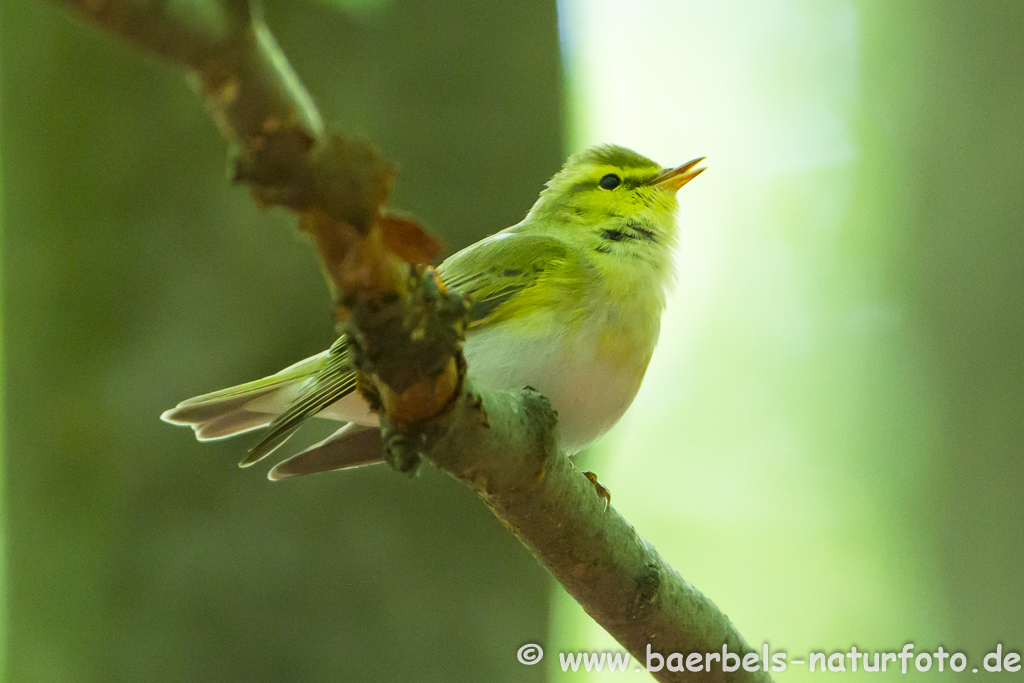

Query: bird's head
[526,144,704,248]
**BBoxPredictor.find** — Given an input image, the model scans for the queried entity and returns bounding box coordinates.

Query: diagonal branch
[50,1,771,680]
[405,382,770,681]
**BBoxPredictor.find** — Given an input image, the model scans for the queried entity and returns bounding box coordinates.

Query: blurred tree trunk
[860,0,1024,655]
[0,1,563,681]
[889,0,1024,649]
[0,46,7,680]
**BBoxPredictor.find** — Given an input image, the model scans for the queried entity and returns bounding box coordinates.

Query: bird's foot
[583,471,611,511]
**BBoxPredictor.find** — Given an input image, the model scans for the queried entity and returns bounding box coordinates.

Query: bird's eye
[598,174,621,190]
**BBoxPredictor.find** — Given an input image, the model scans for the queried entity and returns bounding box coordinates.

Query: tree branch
[51,1,770,680]
[401,382,769,681]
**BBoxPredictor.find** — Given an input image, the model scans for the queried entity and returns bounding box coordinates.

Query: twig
[50,1,770,680]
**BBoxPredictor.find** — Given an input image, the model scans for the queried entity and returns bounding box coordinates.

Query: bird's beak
[653,158,706,191]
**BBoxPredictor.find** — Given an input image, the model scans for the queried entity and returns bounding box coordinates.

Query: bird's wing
[439,231,576,329]
[243,232,577,466]
[240,336,356,466]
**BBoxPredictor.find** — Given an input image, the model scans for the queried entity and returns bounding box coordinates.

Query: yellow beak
[653,157,706,191]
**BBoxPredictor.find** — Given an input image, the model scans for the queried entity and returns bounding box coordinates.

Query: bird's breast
[462,306,659,453]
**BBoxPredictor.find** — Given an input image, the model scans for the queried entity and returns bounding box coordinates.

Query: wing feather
[242,232,578,467]
[439,231,573,328]
[240,337,356,466]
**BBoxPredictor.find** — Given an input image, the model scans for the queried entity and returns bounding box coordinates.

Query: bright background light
[551,1,952,679]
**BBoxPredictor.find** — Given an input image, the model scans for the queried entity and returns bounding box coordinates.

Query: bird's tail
[267,423,384,480]
[161,350,386,478]
[160,352,327,441]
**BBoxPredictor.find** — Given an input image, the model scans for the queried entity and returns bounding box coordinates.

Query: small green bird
[162,144,704,479]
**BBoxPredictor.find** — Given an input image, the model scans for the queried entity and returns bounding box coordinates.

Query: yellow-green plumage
[162,144,704,478]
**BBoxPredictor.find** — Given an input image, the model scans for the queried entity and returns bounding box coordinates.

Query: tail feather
[268,424,384,481]
[161,383,298,442]
[161,352,327,442]
[161,388,275,426]
[239,343,358,468]
[194,411,274,441]
[161,346,377,475]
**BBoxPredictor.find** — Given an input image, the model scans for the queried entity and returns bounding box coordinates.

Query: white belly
[461,315,653,453]
[319,313,656,454]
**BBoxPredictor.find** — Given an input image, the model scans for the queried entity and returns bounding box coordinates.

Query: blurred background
[1,0,1021,681]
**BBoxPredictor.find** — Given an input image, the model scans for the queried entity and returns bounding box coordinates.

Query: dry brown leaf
[380,214,442,265]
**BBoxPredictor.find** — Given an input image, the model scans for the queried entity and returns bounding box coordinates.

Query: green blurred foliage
[4,0,1023,681]
[313,0,391,21]
[0,1,563,681]
[0,51,6,678]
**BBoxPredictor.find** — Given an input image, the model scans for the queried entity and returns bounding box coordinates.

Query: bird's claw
[583,471,611,511]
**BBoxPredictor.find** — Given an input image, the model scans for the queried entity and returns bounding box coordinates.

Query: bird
[161,144,704,480]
